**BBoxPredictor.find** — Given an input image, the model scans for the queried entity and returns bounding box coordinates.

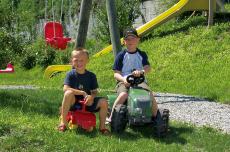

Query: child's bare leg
[60,90,75,126]
[108,92,128,121]
[150,92,158,117]
[96,98,108,130]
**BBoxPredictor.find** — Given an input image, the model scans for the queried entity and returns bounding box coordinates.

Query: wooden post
[208,0,214,27]
[75,0,92,48]
[106,0,122,57]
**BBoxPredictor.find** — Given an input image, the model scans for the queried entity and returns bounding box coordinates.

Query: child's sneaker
[105,117,111,125]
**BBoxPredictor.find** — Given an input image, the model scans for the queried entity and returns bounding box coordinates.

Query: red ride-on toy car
[66,100,96,132]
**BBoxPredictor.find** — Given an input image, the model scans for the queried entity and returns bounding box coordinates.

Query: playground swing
[0,63,14,73]
[44,0,71,50]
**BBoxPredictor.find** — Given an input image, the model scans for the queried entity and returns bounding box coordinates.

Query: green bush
[20,53,36,70]
[0,28,25,68]
[0,29,9,68]
[52,44,74,65]
[0,0,15,30]
[32,38,56,68]
[60,54,70,64]
[19,38,57,69]
[37,47,56,68]
[0,52,9,69]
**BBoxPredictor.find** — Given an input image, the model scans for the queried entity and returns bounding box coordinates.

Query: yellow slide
[44,65,72,78]
[44,0,220,78]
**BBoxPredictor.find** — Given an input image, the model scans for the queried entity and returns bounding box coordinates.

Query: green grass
[0,66,65,89]
[0,14,230,151]
[142,19,230,103]
[0,89,230,151]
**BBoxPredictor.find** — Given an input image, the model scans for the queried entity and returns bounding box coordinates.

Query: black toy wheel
[111,104,128,133]
[154,108,170,137]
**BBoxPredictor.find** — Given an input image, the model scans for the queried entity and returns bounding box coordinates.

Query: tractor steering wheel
[126,74,145,86]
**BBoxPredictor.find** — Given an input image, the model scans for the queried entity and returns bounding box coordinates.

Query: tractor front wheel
[154,108,170,137]
[111,104,128,133]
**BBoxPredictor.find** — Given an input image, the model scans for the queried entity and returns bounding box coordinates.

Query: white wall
[133,0,162,28]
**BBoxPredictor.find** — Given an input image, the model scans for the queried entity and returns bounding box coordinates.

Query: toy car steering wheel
[126,74,145,86]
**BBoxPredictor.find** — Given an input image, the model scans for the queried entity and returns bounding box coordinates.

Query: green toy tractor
[107,74,169,137]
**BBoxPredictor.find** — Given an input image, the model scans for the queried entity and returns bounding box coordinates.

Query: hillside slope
[88,16,230,103]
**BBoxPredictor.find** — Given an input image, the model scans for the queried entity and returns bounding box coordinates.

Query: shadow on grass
[0,123,15,137]
[112,124,193,145]
[111,130,142,141]
[74,128,98,138]
[0,123,45,150]
[0,90,62,117]
[214,12,230,23]
[155,94,207,104]
[142,13,230,41]
[141,16,207,41]
[155,93,220,106]
[153,126,192,144]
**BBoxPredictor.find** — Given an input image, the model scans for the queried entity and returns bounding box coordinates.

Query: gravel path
[156,93,230,134]
[0,85,39,90]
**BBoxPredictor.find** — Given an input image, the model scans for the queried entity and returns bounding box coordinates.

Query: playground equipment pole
[208,0,214,26]
[106,0,122,57]
[75,0,92,48]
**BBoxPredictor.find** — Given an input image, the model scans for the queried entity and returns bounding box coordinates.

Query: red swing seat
[44,22,71,50]
[0,63,14,73]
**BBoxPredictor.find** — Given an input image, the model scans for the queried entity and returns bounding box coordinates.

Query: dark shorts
[70,97,103,113]
[116,82,151,95]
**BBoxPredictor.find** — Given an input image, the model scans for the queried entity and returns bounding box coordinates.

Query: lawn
[1,13,230,152]
[0,89,230,151]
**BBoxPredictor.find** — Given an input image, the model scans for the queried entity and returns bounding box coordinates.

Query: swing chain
[51,0,56,37]
[60,0,64,23]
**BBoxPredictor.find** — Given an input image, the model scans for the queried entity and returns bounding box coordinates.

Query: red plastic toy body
[44,22,71,50]
[0,63,14,73]
[66,100,96,130]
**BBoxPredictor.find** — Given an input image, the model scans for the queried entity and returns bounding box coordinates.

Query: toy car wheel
[68,120,78,130]
[111,104,128,133]
[85,126,94,132]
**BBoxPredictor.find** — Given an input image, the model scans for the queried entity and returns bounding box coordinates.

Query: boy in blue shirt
[58,48,109,134]
[107,28,158,123]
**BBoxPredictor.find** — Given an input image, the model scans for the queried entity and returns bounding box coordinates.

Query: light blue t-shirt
[113,48,150,77]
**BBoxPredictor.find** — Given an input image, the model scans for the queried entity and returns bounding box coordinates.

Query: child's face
[124,36,140,51]
[71,53,88,72]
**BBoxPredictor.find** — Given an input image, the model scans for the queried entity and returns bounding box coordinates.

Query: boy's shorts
[116,82,151,95]
[70,97,103,113]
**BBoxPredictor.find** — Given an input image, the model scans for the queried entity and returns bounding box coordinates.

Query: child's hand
[85,95,94,106]
[132,70,143,77]
[81,91,88,98]
[123,79,130,87]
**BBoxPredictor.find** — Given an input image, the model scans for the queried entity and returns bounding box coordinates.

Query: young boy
[58,48,109,134]
[107,28,158,122]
